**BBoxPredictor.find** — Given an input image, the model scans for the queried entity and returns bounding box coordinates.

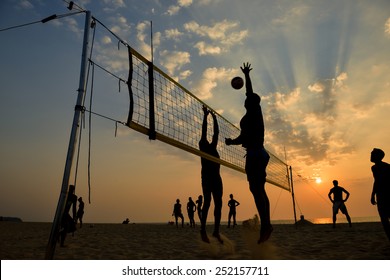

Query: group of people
[193,62,272,244]
[59,185,85,247]
[59,62,390,248]
[196,62,390,244]
[171,194,241,232]
[325,147,390,242]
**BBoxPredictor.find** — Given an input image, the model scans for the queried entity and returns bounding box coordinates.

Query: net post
[148,61,156,140]
[45,10,92,259]
[289,166,297,224]
[126,46,133,126]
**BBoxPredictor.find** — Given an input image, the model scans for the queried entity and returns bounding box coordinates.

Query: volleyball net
[125,47,290,191]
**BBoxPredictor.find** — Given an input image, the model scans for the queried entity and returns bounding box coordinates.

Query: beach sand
[1,221,389,260]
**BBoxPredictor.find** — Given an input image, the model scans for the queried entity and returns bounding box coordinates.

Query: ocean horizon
[271,216,381,225]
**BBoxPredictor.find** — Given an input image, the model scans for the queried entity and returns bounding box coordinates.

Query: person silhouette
[187,197,197,228]
[328,180,352,228]
[122,218,130,224]
[59,185,77,247]
[370,148,390,241]
[199,105,223,243]
[76,197,85,228]
[225,62,272,243]
[196,195,203,222]
[227,194,240,228]
[172,199,184,228]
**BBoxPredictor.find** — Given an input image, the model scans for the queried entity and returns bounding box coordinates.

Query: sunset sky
[1,0,389,224]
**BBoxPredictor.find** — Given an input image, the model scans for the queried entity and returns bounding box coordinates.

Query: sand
[0,221,389,260]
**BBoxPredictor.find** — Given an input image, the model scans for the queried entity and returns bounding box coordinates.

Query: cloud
[165,28,184,41]
[102,0,126,12]
[18,0,33,9]
[135,21,161,60]
[193,41,221,55]
[158,50,191,77]
[101,35,112,45]
[109,16,131,40]
[385,17,390,36]
[165,0,193,16]
[191,67,238,100]
[63,17,83,37]
[272,5,309,25]
[263,72,353,166]
[183,20,248,55]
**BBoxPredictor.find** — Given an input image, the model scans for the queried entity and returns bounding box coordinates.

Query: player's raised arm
[241,62,253,96]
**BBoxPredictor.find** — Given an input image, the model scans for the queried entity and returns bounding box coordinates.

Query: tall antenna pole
[45,10,92,259]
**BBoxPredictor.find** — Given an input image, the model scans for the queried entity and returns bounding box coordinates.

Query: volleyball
[231,76,244,90]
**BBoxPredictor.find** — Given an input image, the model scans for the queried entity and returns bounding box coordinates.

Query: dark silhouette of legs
[245,149,271,243]
[228,212,232,228]
[200,178,223,243]
[200,191,211,243]
[212,189,223,243]
[378,206,390,241]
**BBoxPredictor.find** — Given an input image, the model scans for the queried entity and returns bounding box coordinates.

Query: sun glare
[315,177,322,184]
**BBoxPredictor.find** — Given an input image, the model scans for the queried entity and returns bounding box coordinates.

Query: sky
[0,0,389,224]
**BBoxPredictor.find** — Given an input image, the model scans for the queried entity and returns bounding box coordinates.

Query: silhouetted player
[228,194,240,228]
[60,185,77,247]
[172,199,184,228]
[370,148,390,241]
[187,197,197,228]
[196,195,203,222]
[225,62,272,243]
[76,197,84,228]
[199,105,223,243]
[328,180,352,228]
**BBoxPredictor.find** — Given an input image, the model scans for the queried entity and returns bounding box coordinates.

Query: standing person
[225,62,272,243]
[76,197,85,228]
[187,197,197,228]
[195,195,203,222]
[59,185,77,247]
[370,148,390,241]
[172,199,184,228]
[328,180,352,228]
[199,105,223,243]
[227,194,240,228]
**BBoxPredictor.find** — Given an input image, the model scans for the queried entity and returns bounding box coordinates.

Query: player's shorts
[333,201,348,215]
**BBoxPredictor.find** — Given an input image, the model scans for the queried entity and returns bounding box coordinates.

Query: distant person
[122,218,130,224]
[60,185,77,247]
[199,105,223,243]
[76,197,85,228]
[370,148,390,241]
[195,195,203,222]
[227,194,240,228]
[172,199,184,228]
[225,62,272,243]
[328,180,352,228]
[187,197,197,228]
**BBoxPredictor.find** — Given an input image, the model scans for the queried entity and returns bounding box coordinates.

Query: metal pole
[45,10,92,259]
[290,166,297,224]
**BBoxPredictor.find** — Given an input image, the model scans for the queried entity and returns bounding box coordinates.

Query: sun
[315,177,322,184]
